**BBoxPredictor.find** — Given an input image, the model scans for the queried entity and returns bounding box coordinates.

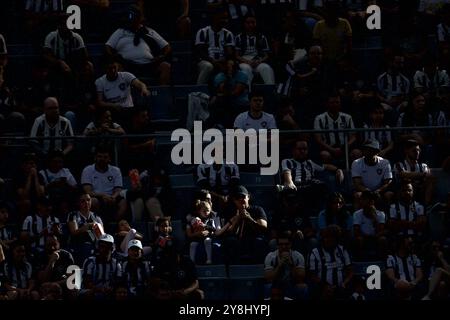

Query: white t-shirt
[353,209,386,236]
[81,164,123,196]
[351,156,393,191]
[95,72,136,108]
[234,111,277,130]
[106,28,169,64]
[39,168,77,187]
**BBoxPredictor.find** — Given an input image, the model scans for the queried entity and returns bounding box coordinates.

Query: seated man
[95,58,149,122]
[353,191,387,260]
[20,197,61,256]
[30,97,74,157]
[394,139,436,206]
[351,139,394,209]
[222,185,268,264]
[196,160,240,204]
[313,92,357,164]
[81,146,126,222]
[264,231,307,300]
[195,5,235,85]
[385,236,425,300]
[121,239,152,298]
[281,139,344,214]
[105,5,172,85]
[308,225,353,300]
[233,90,276,130]
[81,234,122,300]
[387,182,427,241]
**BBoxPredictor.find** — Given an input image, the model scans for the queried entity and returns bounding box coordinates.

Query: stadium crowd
[0,0,450,301]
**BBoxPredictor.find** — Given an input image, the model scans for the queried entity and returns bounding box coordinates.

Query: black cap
[231,185,249,198]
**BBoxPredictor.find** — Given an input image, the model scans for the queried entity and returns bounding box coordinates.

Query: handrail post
[345,131,349,171]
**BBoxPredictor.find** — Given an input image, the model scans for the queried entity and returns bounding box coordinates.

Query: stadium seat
[196,263,228,300]
[228,264,265,300]
[431,168,450,202]
[170,219,186,250]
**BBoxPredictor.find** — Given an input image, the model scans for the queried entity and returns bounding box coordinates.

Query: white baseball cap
[99,234,114,244]
[127,239,143,250]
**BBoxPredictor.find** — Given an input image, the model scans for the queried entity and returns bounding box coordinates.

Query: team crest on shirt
[119,83,126,91]
[177,270,185,279]
[376,169,382,175]
[261,121,267,128]
[295,217,303,226]
[108,176,113,182]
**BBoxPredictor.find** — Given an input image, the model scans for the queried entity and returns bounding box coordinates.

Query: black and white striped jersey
[82,256,122,289]
[308,245,352,287]
[386,254,422,282]
[281,158,325,184]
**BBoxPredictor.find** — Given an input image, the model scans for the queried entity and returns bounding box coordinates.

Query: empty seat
[170,219,186,249]
[228,264,265,300]
[196,264,228,300]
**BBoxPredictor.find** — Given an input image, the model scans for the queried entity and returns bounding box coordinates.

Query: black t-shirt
[35,249,74,282]
[272,207,312,234]
[224,204,268,239]
[154,256,197,290]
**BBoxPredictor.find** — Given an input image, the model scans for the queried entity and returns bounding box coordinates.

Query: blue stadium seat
[170,220,186,250]
[239,172,275,187]
[169,174,196,188]
[134,86,176,120]
[353,261,385,275]
[196,265,228,300]
[431,169,450,202]
[172,52,195,84]
[228,264,265,300]
[252,84,277,114]
[196,264,227,278]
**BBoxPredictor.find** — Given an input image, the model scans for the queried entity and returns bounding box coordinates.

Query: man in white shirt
[81,146,126,221]
[353,190,387,260]
[351,139,393,209]
[105,5,172,85]
[234,92,277,130]
[95,59,149,121]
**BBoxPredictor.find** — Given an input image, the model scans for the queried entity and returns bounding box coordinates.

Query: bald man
[30,97,74,156]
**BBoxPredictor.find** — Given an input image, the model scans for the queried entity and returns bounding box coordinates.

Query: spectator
[317,192,353,245]
[0,241,40,300]
[152,240,204,300]
[280,139,344,214]
[211,59,249,126]
[81,234,122,300]
[42,14,93,93]
[138,0,191,40]
[377,53,410,110]
[313,92,357,164]
[35,235,74,294]
[233,90,276,130]
[387,182,427,240]
[394,139,436,206]
[385,236,425,300]
[121,239,152,298]
[195,5,235,85]
[95,59,149,119]
[81,145,126,221]
[38,149,77,218]
[0,201,17,257]
[14,153,45,221]
[264,231,307,300]
[235,13,274,86]
[222,185,268,263]
[187,200,226,264]
[437,3,450,70]
[362,101,394,159]
[422,240,450,300]
[153,217,174,264]
[308,225,353,300]
[351,139,394,208]
[123,108,155,172]
[20,197,61,256]
[0,32,6,68]
[353,191,387,260]
[66,193,104,265]
[30,97,74,157]
[312,1,352,65]
[413,54,450,95]
[83,109,125,137]
[113,220,151,259]
[105,5,172,85]
[196,161,240,203]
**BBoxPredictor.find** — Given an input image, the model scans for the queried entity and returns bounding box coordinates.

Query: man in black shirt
[222,185,268,263]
